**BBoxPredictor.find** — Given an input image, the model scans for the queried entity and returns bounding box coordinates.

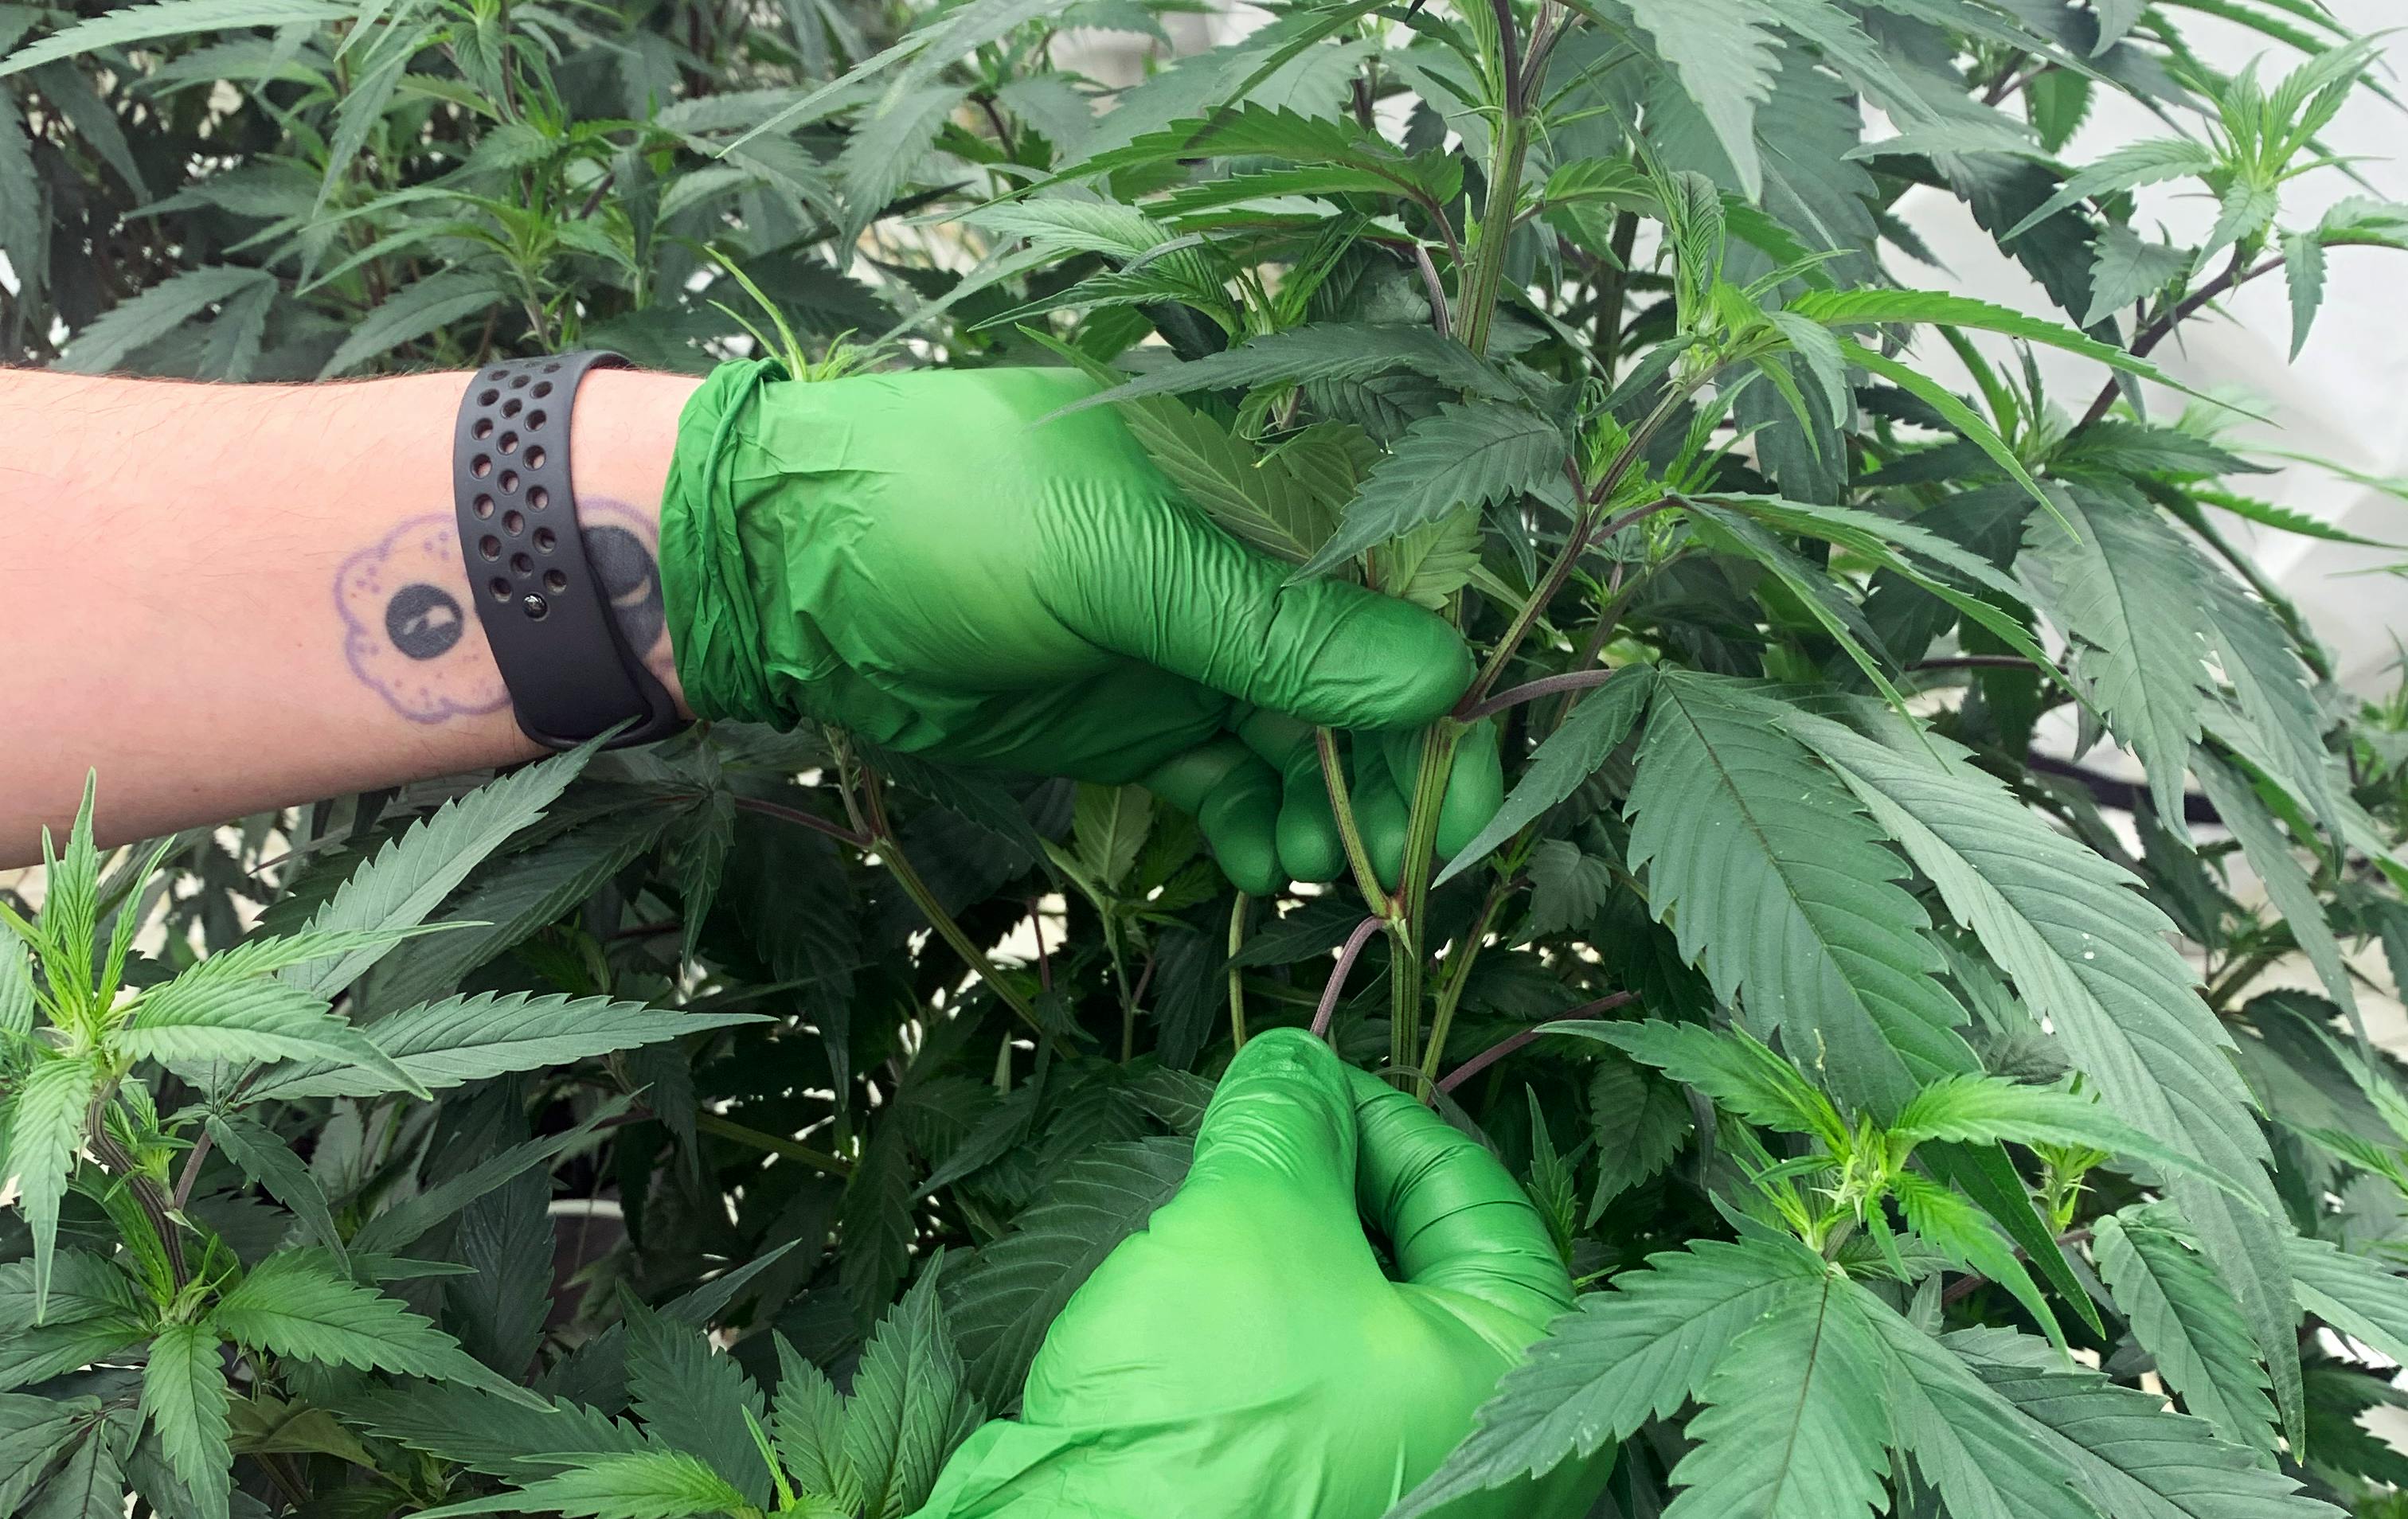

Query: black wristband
[453,352,686,751]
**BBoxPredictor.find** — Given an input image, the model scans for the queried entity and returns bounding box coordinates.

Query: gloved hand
[658,363,1503,894]
[909,1029,1609,1519]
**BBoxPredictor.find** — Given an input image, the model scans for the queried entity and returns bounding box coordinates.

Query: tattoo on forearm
[335,499,671,722]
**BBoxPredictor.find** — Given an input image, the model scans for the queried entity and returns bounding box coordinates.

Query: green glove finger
[1232,712,1344,886]
[1041,483,1474,732]
[1353,738,1410,892]
[1343,1064,1575,1335]
[1182,1028,1361,1222]
[1370,722,1507,866]
[1143,738,1284,896]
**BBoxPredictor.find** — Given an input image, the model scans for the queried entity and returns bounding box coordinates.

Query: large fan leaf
[1624,673,1975,1113]
[244,992,762,1101]
[283,738,602,998]
[1784,709,2300,1445]
[138,1322,232,1519]
[1662,1269,1892,1519]
[1394,1236,1828,1515]
[1298,403,1570,576]
[212,1252,544,1408]
[1949,1329,2339,1519]
[2094,1210,2277,1453]
[2021,484,2216,838]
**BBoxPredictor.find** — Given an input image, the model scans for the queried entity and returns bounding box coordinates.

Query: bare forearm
[0,365,702,865]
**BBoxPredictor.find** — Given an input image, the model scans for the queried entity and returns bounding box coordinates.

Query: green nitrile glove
[659,362,1504,894]
[908,1029,1609,1519]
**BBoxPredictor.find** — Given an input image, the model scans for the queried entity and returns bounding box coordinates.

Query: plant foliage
[10,0,2408,1514]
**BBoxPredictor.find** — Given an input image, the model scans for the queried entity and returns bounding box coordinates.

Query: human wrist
[563,366,705,720]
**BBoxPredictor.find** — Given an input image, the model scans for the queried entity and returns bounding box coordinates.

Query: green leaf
[205,1112,343,1258]
[627,1303,771,1507]
[2281,230,2325,357]
[2093,1210,2277,1453]
[337,1384,645,1480]
[0,0,349,75]
[1108,387,1335,563]
[283,737,603,998]
[244,992,756,1101]
[1891,1171,2064,1355]
[1628,0,1779,199]
[365,810,679,1010]
[772,1334,856,1509]
[2192,752,2359,1039]
[1070,783,1152,889]
[139,1322,232,1519]
[1782,711,2299,1447]
[119,977,426,1098]
[315,265,518,379]
[1622,672,1974,1113]
[57,267,275,374]
[0,94,42,306]
[8,1056,98,1323]
[2085,225,2192,327]
[1891,1073,2243,1192]
[411,1451,757,1519]
[1550,1020,1844,1150]
[26,1408,135,1519]
[1661,1270,1892,1519]
[1370,506,1480,611]
[1525,841,1614,939]
[1837,338,2053,513]
[1055,322,1516,410]
[1952,1330,2340,1519]
[2023,484,2213,838]
[1853,1304,2100,1519]
[1791,287,2188,389]
[211,1252,545,1408]
[1585,1048,1692,1222]
[2285,1234,2408,1367]
[1298,403,1567,577]
[2005,138,2220,239]
[1433,666,1656,887]
[0,1394,104,1513]
[1393,1236,1829,1515]
[948,1136,1189,1408]
[847,1255,981,1519]
[0,1251,146,1336]
[0,1312,150,1392]
[349,1098,627,1255]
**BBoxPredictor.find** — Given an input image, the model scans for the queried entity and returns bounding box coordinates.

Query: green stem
[692,1112,852,1176]
[858,767,1052,1042]
[1455,115,1530,359]
[1417,877,1509,1095]
[1316,727,1397,916]
[1228,892,1251,1049]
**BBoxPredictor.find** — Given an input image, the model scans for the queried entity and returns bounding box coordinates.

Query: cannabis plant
[10,0,2408,1515]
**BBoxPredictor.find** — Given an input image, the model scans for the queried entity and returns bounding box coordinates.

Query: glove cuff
[659,356,791,726]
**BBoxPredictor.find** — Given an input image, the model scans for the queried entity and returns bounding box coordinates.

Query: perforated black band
[453,351,685,751]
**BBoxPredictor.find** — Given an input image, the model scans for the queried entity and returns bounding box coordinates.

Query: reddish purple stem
[1456,666,1624,723]
[1435,990,1636,1095]
[1312,916,1386,1041]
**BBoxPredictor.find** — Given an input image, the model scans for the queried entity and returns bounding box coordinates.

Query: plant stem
[1417,878,1509,1093]
[1436,990,1634,1095]
[731,792,872,849]
[2078,251,2283,428]
[1228,892,1251,1048]
[1455,115,1530,358]
[692,1111,852,1174]
[1315,727,1396,916]
[857,767,1051,1041]
[1457,665,1626,723]
[1313,916,1386,1041]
